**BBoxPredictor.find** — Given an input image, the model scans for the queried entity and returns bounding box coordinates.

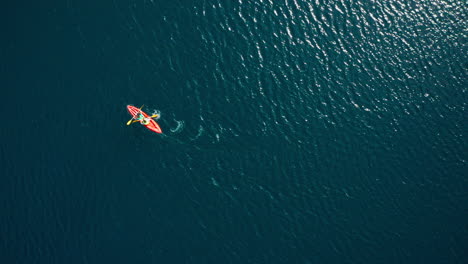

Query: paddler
[136,113,151,125]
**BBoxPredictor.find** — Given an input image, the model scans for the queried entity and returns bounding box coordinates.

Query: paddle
[127,114,159,125]
[126,105,144,125]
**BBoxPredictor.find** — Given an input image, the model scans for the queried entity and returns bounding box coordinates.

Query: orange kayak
[127,105,162,134]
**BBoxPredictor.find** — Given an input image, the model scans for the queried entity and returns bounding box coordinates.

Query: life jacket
[141,118,150,125]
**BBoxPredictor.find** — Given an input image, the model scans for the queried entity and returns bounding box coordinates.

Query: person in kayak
[136,113,151,125]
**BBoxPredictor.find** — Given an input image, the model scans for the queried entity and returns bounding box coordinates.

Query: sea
[1,0,466,263]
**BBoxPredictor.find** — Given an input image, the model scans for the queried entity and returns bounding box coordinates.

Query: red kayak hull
[127,105,162,134]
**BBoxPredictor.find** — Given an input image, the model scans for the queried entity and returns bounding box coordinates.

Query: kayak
[127,105,162,134]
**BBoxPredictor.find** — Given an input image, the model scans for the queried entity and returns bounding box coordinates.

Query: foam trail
[190,125,204,141]
[170,120,185,133]
[151,109,161,120]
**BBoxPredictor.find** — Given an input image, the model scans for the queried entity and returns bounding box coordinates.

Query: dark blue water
[1,0,466,263]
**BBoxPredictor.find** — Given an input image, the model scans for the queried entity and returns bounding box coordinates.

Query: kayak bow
[126,105,144,125]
